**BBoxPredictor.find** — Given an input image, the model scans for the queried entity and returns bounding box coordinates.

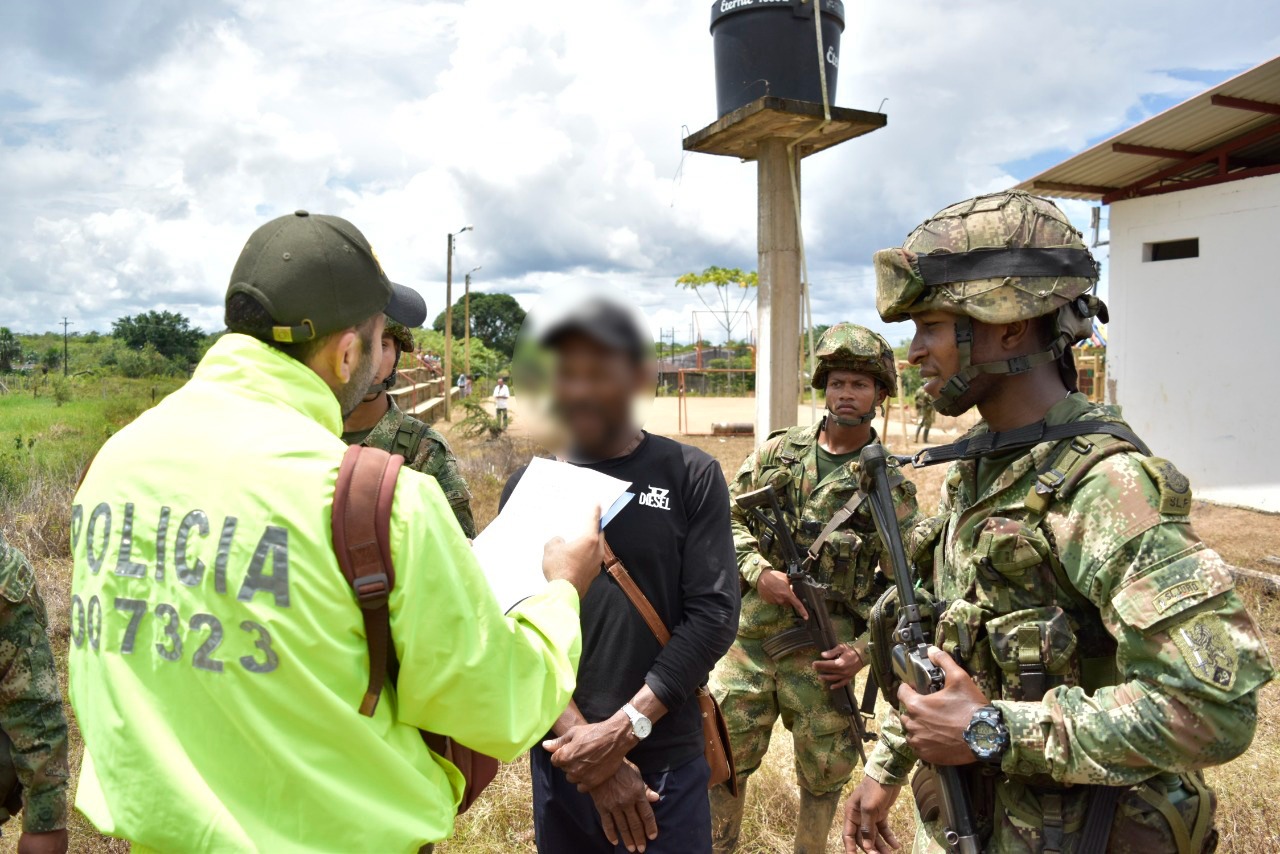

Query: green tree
[432,292,527,358]
[117,343,175,378]
[41,346,61,373]
[0,329,20,372]
[675,266,757,344]
[112,311,204,364]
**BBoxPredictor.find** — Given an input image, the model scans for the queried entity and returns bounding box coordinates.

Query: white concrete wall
[1108,172,1280,511]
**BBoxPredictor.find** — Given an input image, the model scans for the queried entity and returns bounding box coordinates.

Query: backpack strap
[332,445,403,716]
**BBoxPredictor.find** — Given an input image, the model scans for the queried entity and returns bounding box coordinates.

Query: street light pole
[444,225,473,421]
[464,266,481,376]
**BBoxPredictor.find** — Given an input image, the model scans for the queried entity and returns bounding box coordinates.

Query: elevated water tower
[684,0,886,439]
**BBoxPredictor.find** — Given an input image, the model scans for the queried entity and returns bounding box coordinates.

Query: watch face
[634,717,652,739]
[968,719,1000,752]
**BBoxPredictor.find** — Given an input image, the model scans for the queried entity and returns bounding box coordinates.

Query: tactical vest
[753,427,887,612]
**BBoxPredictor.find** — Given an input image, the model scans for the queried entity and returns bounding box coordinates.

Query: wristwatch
[963,705,1009,764]
[621,703,653,740]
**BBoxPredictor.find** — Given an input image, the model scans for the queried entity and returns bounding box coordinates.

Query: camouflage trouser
[710,635,858,795]
[909,770,1217,853]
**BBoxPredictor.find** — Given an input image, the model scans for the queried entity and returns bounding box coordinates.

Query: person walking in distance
[493,376,511,431]
[913,384,934,444]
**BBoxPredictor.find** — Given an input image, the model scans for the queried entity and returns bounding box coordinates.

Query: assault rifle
[859,443,979,854]
[734,484,872,764]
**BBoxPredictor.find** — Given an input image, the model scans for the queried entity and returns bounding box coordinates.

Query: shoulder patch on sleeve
[1171,612,1238,691]
[0,542,35,604]
[1139,457,1193,515]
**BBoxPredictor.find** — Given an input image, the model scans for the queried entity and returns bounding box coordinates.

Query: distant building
[1019,56,1280,511]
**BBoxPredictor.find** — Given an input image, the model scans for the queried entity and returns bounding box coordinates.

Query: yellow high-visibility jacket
[69,334,581,852]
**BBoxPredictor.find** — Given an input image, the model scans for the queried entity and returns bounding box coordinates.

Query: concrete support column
[756,137,802,439]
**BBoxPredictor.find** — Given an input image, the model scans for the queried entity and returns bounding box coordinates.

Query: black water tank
[710,0,845,118]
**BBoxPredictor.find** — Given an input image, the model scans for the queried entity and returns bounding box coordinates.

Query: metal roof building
[1017,57,1280,203]
[1018,56,1280,512]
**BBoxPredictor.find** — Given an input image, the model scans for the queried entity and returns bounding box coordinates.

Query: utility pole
[464,266,481,376]
[444,225,473,421]
[60,318,73,377]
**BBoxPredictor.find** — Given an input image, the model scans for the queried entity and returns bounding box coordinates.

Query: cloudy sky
[2,0,1277,345]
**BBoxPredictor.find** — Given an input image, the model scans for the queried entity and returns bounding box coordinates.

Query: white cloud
[1,0,1277,343]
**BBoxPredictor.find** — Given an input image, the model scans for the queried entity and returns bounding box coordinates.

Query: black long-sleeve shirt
[501,433,740,772]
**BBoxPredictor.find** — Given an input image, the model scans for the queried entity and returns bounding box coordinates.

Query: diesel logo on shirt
[638,486,671,510]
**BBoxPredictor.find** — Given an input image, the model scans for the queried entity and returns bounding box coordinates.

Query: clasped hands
[543,712,658,853]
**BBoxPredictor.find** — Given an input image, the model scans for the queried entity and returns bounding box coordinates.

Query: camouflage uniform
[345,400,477,539]
[863,190,1275,853]
[914,386,934,442]
[711,325,919,854]
[0,534,69,835]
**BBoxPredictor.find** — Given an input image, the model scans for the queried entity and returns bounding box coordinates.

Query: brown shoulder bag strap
[332,445,404,716]
[603,538,671,646]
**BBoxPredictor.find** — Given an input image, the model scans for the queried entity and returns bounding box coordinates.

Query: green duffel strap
[1134,784,1193,854]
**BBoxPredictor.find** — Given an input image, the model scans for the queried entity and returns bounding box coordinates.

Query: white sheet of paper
[472,457,632,612]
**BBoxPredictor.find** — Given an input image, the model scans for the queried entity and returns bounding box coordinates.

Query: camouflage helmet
[873,190,1107,417]
[384,317,416,353]
[811,323,897,392]
[874,190,1101,325]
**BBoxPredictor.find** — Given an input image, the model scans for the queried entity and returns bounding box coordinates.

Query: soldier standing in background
[913,384,934,444]
[342,318,476,538]
[710,324,918,854]
[0,534,69,854]
[846,190,1274,853]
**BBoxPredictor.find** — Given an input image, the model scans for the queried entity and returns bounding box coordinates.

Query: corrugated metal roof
[1015,56,1280,202]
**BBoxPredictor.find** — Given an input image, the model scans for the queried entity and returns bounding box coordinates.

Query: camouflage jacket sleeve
[409,431,477,539]
[728,438,784,588]
[0,539,69,832]
[993,454,1275,786]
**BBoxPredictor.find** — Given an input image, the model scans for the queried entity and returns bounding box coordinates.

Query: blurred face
[551,333,641,456]
[825,369,883,420]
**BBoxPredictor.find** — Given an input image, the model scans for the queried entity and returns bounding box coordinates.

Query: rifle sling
[1078,785,1126,851]
[803,468,902,564]
[911,420,1151,468]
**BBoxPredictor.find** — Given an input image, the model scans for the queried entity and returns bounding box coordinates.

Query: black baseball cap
[227,210,427,343]
[539,296,652,362]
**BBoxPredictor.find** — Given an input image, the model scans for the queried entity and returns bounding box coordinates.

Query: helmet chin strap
[931,315,1071,417]
[826,406,877,428]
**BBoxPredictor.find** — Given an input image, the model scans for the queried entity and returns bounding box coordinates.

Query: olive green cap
[226,210,426,343]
